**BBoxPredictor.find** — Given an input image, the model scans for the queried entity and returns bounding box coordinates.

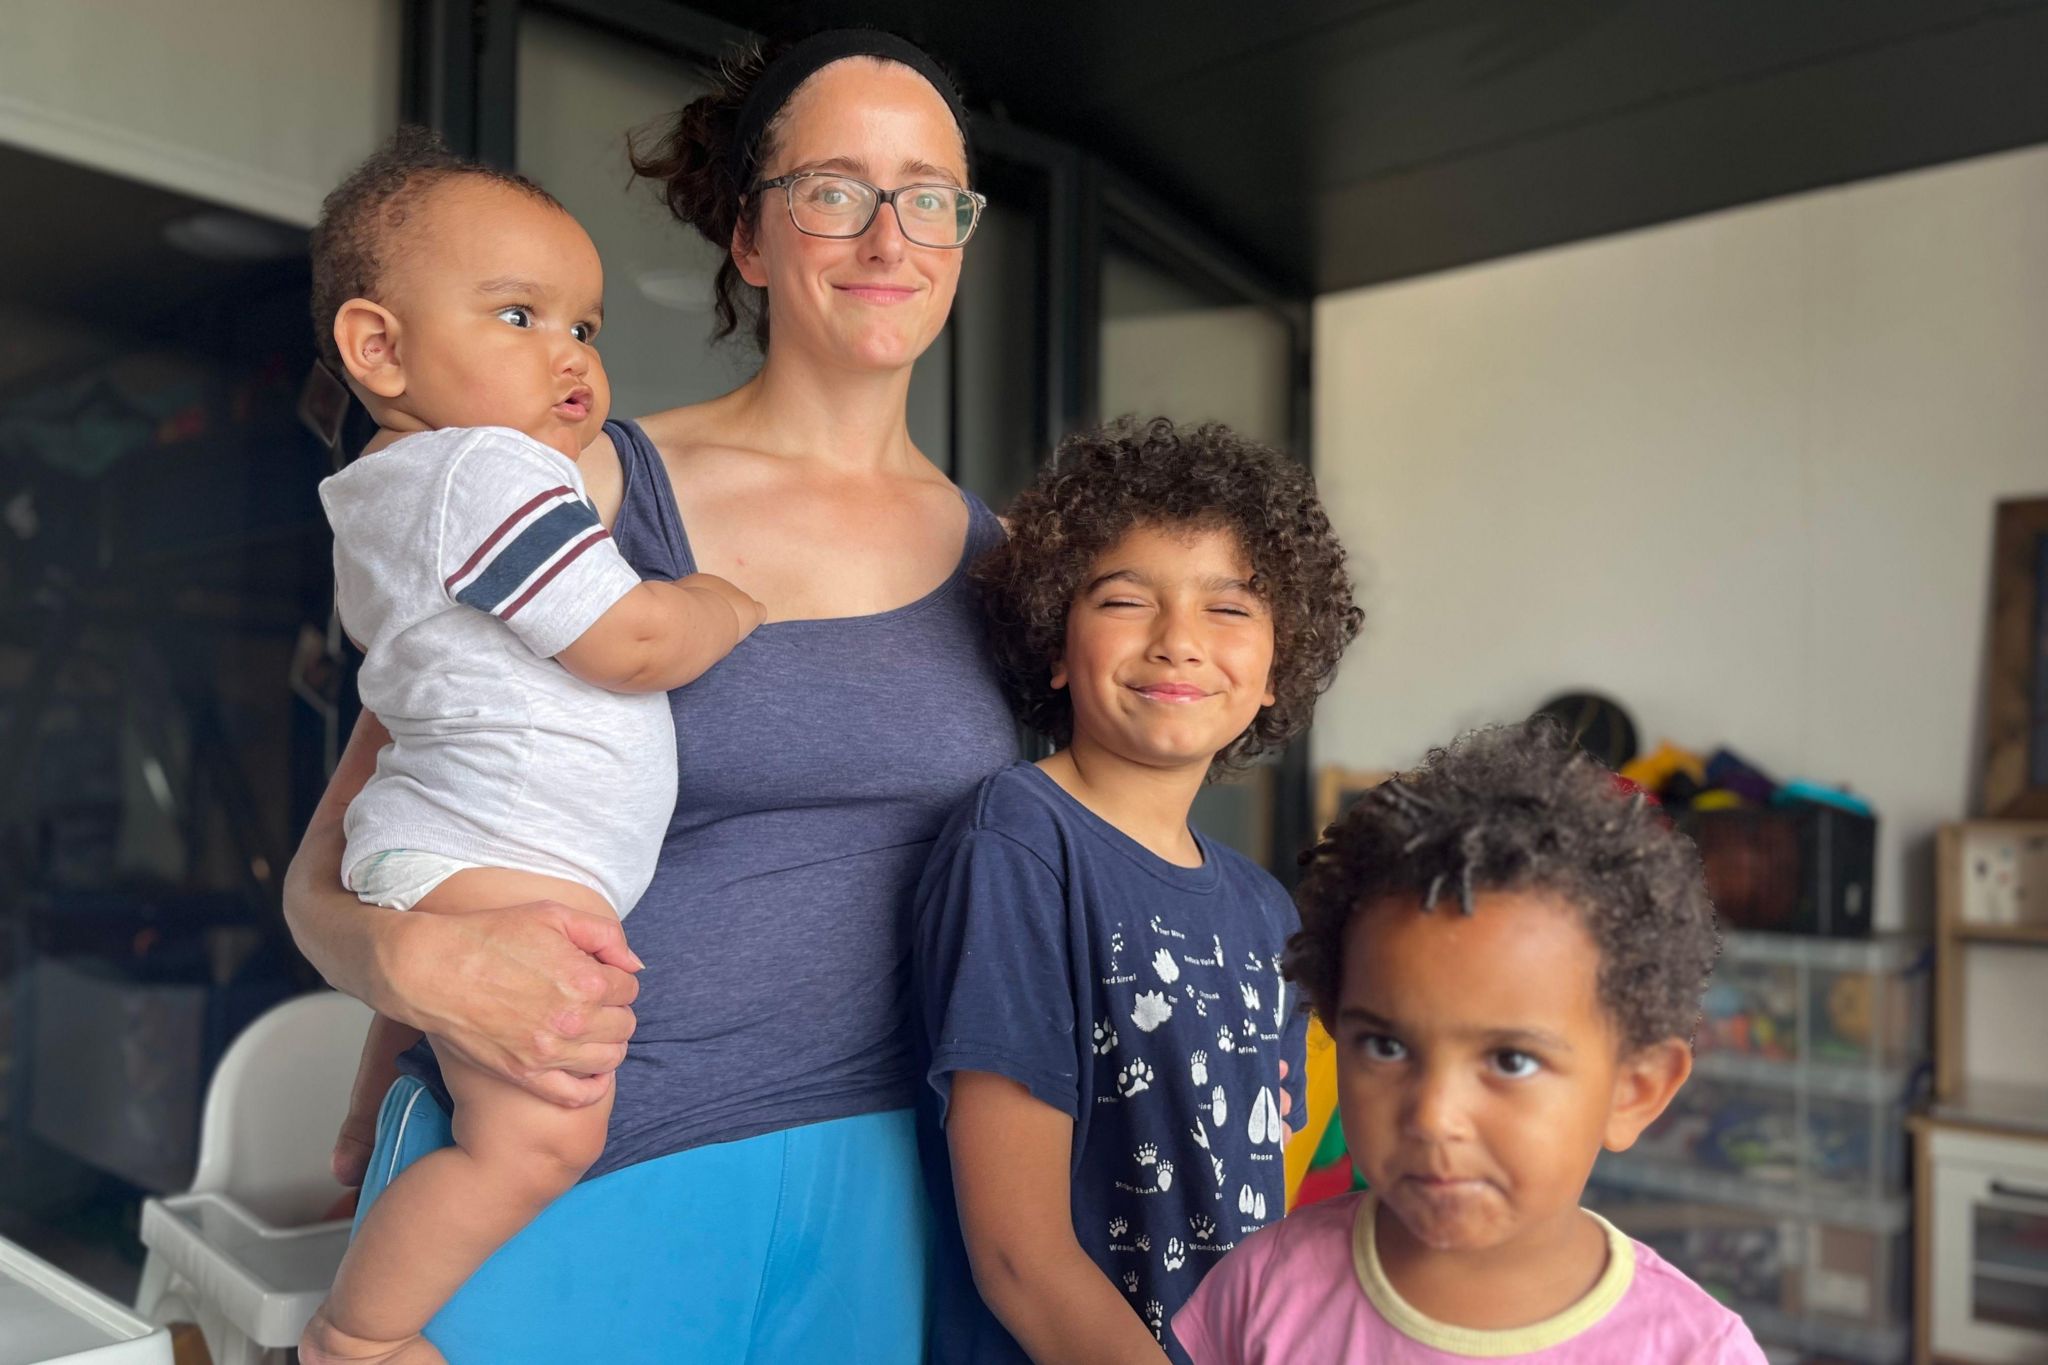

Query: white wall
[2,0,402,225]
[1314,143,2048,935]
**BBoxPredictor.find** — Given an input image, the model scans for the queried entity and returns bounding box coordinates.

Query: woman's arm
[282,711,642,1107]
[949,1070,1172,1365]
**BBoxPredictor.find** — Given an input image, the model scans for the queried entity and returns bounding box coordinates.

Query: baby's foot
[300,1307,448,1365]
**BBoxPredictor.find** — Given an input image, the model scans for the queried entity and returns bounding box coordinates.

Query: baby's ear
[332,298,407,399]
[1600,1037,1692,1153]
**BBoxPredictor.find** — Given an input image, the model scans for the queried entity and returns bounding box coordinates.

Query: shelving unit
[1915,821,2048,1364]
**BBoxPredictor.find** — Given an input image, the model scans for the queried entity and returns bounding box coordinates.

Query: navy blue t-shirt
[915,762,1308,1365]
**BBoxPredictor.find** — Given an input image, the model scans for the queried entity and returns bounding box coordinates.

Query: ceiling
[0,142,305,390]
[675,0,2048,295]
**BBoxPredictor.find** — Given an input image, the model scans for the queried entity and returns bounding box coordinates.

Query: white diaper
[345,849,483,911]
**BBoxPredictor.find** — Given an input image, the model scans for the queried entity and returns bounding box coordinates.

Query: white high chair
[134,991,372,1365]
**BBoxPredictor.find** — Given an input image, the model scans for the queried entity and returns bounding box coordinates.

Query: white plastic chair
[134,991,372,1365]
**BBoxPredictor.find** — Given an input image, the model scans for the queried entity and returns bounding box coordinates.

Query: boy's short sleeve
[917,827,1081,1121]
[436,430,644,659]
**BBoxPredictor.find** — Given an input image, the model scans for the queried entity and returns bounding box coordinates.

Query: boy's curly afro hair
[973,416,1361,772]
[1285,720,1721,1051]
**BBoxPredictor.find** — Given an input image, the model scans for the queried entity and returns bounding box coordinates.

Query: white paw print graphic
[1248,1087,1284,1146]
[1206,1085,1228,1126]
[1092,1019,1118,1055]
[1239,981,1261,1011]
[1189,1050,1209,1085]
[1163,1236,1187,1272]
[1122,1269,1140,1294]
[1145,1300,1164,1340]
[1151,948,1181,984]
[1237,1184,1269,1220]
[1189,1213,1217,1241]
[1131,990,1174,1033]
[1117,1058,1153,1097]
[1217,1026,1236,1053]
[1135,1143,1174,1192]
[1242,1018,1258,1037]
[1136,1232,1151,1251]
[1109,1216,1128,1238]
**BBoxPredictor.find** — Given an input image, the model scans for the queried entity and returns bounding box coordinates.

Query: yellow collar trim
[1350,1195,1635,1356]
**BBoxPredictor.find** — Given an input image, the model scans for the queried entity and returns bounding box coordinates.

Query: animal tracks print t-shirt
[915,762,1308,1365]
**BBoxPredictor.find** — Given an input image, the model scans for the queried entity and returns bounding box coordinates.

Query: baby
[1174,721,1767,1362]
[300,128,760,1364]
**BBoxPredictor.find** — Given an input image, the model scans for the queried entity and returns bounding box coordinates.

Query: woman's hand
[379,899,642,1107]
[283,712,643,1109]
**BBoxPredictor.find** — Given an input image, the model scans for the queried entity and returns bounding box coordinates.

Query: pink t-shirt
[1173,1193,1768,1364]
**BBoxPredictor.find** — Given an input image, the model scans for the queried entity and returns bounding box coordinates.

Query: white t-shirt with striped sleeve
[320,425,675,916]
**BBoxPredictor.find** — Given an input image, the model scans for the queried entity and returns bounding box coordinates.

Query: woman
[284,30,1016,1361]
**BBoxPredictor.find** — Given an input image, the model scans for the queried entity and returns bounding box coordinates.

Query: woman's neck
[730,345,921,473]
[1037,741,1209,868]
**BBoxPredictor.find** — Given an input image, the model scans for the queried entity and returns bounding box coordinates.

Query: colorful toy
[1285,1021,1365,1210]
[1697,965,1798,1061]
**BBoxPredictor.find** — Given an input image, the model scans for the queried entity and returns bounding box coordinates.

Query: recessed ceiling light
[162,211,303,261]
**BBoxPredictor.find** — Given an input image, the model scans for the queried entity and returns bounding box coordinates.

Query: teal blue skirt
[354,1077,931,1363]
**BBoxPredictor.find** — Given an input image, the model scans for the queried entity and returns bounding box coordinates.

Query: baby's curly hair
[310,126,562,370]
[973,417,1361,772]
[1286,720,1721,1051]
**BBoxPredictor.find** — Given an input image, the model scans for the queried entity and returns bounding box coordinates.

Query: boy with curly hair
[1173,721,1766,1363]
[914,417,1363,1364]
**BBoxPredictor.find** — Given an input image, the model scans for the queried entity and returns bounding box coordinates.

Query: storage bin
[1585,1166,1910,1335]
[1613,1050,1926,1204]
[1697,932,1929,1073]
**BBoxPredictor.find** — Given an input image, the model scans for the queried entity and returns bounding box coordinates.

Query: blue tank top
[587,418,1019,1174]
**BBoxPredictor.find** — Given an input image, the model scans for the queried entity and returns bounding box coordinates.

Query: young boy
[915,418,1363,1364]
[1173,722,1768,1363]
[299,129,761,1364]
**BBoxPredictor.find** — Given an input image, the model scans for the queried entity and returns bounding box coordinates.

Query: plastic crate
[1609,1050,1927,1205]
[1697,933,1929,1073]
[1585,1168,1910,1343]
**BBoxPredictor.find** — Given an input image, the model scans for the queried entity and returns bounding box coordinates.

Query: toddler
[1173,721,1767,1362]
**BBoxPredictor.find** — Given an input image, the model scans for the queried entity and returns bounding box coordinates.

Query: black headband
[728,29,967,189]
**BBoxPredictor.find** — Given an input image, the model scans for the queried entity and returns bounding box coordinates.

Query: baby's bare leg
[302,868,619,1365]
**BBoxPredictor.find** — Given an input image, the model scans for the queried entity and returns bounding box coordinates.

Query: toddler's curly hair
[1286,720,1721,1051]
[973,417,1361,772]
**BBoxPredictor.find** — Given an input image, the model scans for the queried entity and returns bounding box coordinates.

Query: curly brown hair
[309,126,561,370]
[1286,720,1722,1052]
[973,417,1361,772]
[627,34,966,352]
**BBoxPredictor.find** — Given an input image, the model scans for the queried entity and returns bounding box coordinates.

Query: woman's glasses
[753,171,985,248]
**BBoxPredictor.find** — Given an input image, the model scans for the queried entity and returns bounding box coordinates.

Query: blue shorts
[355,1076,931,1363]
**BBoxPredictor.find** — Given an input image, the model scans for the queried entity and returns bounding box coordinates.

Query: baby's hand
[678,573,766,641]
